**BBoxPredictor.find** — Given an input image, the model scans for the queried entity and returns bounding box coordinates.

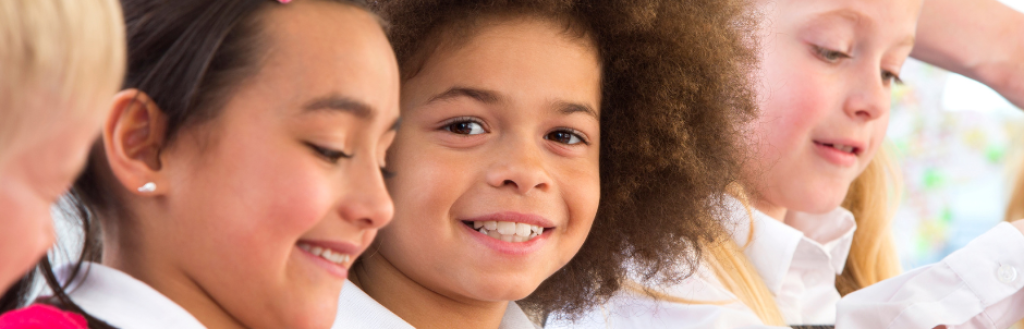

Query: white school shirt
[56,262,207,329]
[550,197,1024,329]
[333,280,540,329]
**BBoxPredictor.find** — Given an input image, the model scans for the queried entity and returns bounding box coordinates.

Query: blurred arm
[911,0,1024,108]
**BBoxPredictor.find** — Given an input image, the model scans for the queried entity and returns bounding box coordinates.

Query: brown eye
[444,120,486,135]
[545,130,586,145]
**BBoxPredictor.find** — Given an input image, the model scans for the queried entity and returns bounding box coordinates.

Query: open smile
[462,220,547,243]
[459,212,557,255]
[296,240,360,278]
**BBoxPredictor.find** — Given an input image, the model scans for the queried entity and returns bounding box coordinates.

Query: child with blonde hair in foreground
[0,0,125,299]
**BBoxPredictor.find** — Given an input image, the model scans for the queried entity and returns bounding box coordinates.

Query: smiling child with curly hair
[334,0,760,327]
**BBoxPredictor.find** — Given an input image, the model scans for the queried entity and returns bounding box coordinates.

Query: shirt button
[997,265,1018,284]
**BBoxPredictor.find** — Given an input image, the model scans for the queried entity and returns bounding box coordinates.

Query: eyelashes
[881,70,903,86]
[812,45,903,86]
[305,142,352,164]
[544,129,589,145]
[306,141,394,179]
[441,116,487,135]
[813,45,851,63]
[439,117,590,146]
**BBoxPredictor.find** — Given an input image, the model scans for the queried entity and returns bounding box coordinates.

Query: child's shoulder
[0,304,88,329]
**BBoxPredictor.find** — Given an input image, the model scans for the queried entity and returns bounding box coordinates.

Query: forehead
[411,16,601,110]
[775,0,922,38]
[258,2,400,120]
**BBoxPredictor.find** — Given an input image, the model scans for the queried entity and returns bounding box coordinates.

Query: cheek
[384,137,467,232]
[752,57,833,166]
[555,155,601,247]
[175,137,332,261]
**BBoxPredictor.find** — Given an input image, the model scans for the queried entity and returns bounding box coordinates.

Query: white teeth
[496,221,516,235]
[298,243,351,266]
[515,223,531,236]
[470,221,546,243]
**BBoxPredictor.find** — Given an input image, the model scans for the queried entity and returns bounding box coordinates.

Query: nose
[336,158,394,230]
[842,67,890,122]
[485,137,552,195]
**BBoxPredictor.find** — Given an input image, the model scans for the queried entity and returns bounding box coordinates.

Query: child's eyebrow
[428,87,502,104]
[555,101,599,119]
[301,93,377,120]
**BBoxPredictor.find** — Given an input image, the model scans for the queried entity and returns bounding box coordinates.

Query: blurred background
[888,0,1024,270]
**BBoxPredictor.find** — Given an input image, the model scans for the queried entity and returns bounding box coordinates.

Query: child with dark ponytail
[2,1,401,328]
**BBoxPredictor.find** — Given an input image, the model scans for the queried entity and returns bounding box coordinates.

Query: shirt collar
[334,280,538,329]
[334,280,415,329]
[58,262,206,329]
[725,196,857,294]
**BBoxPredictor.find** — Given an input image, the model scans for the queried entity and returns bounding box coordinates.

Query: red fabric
[0,304,88,329]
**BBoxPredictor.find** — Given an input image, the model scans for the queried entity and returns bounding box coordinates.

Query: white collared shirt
[57,262,206,329]
[549,197,1024,329]
[333,280,539,329]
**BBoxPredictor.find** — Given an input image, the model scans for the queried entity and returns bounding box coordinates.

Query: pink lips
[460,212,556,256]
[812,139,862,167]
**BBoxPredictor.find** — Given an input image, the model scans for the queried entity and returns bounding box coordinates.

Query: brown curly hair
[373,0,759,319]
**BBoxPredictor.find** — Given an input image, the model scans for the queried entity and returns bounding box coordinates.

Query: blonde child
[0,0,125,295]
[556,0,1024,328]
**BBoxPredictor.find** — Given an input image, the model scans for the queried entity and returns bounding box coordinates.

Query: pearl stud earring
[137,182,156,193]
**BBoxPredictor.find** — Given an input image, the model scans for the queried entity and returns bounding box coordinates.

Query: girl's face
[376,17,601,302]
[747,0,921,216]
[124,3,399,328]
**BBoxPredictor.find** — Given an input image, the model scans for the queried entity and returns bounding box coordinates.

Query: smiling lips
[298,242,352,266]
[814,141,859,155]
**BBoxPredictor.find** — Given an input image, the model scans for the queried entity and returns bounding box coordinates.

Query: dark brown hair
[0,0,367,327]
[373,0,759,319]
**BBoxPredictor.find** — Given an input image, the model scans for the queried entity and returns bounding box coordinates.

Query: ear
[103,89,170,196]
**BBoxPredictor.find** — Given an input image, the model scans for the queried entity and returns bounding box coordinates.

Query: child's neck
[104,236,247,329]
[352,254,509,329]
[751,197,788,222]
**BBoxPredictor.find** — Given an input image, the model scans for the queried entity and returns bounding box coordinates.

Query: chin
[795,185,850,214]
[460,276,542,302]
[264,286,342,329]
[275,303,338,329]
